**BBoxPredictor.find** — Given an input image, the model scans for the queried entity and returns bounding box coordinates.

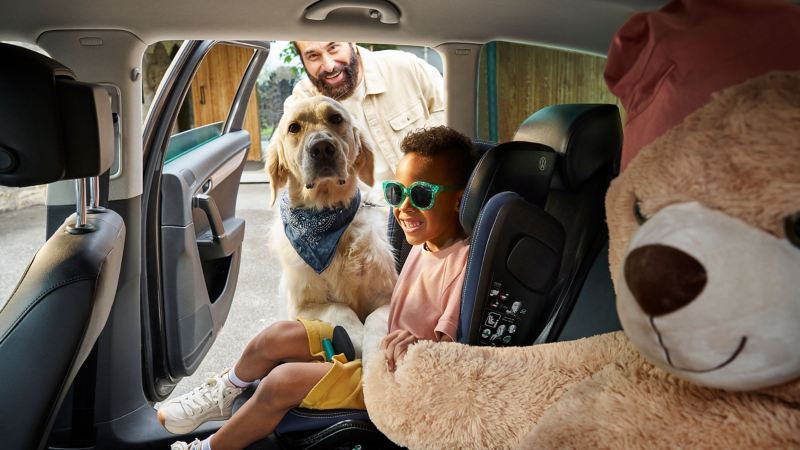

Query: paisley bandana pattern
[280,190,361,273]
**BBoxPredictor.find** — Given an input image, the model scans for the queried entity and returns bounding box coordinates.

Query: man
[286,42,445,189]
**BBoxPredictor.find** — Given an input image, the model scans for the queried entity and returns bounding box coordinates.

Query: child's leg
[209,362,331,450]
[159,320,321,435]
[232,320,319,383]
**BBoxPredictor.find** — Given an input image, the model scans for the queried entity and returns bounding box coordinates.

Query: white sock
[202,436,212,450]
[226,365,253,388]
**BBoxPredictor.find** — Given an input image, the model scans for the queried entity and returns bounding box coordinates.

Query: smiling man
[285,42,445,193]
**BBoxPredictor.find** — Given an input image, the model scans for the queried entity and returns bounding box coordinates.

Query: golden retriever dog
[266,96,397,358]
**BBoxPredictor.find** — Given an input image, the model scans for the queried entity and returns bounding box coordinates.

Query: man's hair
[400,126,477,187]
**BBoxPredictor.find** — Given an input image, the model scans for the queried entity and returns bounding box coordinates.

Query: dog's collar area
[280,190,361,274]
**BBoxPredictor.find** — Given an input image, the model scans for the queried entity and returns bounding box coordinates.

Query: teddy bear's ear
[605,176,640,293]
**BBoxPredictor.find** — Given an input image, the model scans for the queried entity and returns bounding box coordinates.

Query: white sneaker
[170,438,202,450]
[157,370,244,434]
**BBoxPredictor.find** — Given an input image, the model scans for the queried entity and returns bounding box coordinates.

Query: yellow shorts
[296,318,365,410]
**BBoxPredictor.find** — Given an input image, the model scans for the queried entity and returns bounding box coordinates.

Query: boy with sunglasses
[381,125,476,370]
[167,126,475,450]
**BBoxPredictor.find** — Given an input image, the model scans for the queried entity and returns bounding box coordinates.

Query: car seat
[458,103,623,345]
[0,43,126,450]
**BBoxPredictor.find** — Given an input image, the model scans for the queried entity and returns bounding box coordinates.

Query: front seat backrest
[0,43,125,450]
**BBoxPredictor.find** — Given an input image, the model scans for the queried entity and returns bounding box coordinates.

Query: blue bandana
[280,190,361,274]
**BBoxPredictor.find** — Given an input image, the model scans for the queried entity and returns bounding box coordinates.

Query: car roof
[2,0,667,55]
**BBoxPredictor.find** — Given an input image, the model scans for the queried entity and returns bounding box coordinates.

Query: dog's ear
[354,129,375,187]
[265,136,288,207]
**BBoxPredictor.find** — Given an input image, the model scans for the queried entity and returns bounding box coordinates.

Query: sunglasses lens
[410,184,434,209]
[384,182,404,206]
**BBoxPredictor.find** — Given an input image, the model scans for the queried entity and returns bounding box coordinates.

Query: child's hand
[380,329,418,372]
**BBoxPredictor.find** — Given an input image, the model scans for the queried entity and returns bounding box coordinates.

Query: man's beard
[307,49,359,100]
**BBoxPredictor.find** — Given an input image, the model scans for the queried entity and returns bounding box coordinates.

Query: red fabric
[605,0,800,170]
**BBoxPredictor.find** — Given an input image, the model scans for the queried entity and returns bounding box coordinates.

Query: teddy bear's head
[603,0,800,391]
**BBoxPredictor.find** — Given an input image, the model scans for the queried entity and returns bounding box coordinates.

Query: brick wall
[0,185,47,212]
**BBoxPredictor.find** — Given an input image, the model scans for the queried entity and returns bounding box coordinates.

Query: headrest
[0,43,114,187]
[513,104,622,191]
[459,141,557,235]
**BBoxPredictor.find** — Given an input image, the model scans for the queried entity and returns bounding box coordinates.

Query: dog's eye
[288,122,301,134]
[633,197,649,225]
[784,213,800,248]
[329,114,343,125]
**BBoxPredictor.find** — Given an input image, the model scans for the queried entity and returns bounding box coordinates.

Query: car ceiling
[3,0,668,55]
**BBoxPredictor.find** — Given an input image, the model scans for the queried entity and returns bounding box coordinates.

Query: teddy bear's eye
[633,198,648,225]
[288,122,301,134]
[784,213,800,248]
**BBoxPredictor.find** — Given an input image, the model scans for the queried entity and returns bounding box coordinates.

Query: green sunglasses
[382,180,460,210]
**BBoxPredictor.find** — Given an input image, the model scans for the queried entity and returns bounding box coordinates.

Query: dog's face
[606,72,800,391]
[266,96,374,208]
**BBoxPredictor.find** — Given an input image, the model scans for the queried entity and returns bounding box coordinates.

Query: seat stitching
[0,275,96,343]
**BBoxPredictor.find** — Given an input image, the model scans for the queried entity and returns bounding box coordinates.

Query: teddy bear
[361,1,800,448]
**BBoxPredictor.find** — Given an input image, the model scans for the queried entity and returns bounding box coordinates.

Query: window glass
[477,41,624,142]
[143,42,259,163]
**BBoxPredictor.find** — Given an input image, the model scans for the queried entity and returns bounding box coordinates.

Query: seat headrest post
[67,178,95,235]
[88,176,106,213]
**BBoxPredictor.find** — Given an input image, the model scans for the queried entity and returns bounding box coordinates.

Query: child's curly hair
[400,126,477,187]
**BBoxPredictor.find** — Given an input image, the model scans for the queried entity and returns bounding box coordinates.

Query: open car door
[141,40,269,401]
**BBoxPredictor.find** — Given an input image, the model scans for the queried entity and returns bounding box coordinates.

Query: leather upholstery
[0,44,125,450]
[0,43,113,187]
[0,212,125,450]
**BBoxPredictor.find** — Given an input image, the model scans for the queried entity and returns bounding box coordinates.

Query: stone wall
[0,185,47,212]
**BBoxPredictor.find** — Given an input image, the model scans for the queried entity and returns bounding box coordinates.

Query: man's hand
[380,329,418,372]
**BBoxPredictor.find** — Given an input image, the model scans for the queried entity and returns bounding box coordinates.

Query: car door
[141,40,269,401]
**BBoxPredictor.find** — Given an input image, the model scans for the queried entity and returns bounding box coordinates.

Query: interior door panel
[140,41,270,397]
[160,130,250,376]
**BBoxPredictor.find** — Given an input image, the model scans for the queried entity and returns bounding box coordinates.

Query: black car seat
[0,43,126,450]
[458,103,623,345]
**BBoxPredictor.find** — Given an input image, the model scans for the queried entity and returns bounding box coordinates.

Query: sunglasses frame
[382,180,460,210]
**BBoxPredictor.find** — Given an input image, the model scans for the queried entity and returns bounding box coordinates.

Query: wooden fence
[478,42,624,143]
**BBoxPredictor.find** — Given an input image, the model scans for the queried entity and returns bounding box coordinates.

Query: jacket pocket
[388,102,425,131]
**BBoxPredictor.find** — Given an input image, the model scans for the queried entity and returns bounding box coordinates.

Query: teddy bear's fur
[362,71,800,449]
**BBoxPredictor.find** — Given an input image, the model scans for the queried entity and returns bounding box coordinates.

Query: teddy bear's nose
[624,244,707,316]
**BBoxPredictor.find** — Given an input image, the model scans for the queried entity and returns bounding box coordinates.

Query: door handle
[304,0,401,24]
[192,193,226,240]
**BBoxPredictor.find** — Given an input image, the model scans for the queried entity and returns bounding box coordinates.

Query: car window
[476,41,624,142]
[144,42,261,164]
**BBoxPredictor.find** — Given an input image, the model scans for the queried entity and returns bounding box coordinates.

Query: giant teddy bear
[361,1,800,448]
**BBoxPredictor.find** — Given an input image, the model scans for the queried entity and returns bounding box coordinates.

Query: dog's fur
[266,96,397,357]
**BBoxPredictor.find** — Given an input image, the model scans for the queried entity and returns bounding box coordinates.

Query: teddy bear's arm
[363,331,632,449]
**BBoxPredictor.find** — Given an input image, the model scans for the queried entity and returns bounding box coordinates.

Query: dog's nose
[624,244,707,316]
[310,140,335,160]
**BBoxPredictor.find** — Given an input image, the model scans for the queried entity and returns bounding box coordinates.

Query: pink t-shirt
[387,238,470,342]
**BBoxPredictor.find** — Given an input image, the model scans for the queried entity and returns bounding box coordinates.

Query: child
[167,125,475,450]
